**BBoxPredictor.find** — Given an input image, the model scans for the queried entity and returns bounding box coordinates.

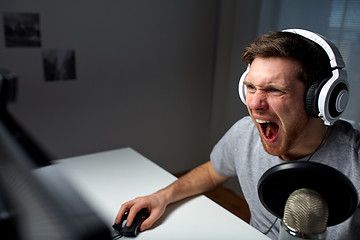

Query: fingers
[115,195,166,232]
[115,201,131,224]
[115,196,150,226]
[140,209,161,231]
[126,204,143,227]
[115,200,139,226]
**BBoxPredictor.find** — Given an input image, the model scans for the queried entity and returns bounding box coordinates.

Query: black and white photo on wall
[3,12,41,47]
[42,49,76,81]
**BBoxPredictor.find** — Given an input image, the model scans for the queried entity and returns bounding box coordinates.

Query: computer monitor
[0,70,111,240]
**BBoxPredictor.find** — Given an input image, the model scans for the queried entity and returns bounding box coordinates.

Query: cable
[263,217,278,235]
[307,126,330,162]
[111,233,123,239]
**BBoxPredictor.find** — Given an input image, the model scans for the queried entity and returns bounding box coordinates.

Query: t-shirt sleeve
[210,117,253,177]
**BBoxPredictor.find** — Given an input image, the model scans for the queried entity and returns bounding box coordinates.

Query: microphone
[258,161,358,236]
[279,188,328,240]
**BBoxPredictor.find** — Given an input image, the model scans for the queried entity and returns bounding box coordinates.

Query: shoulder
[332,120,360,149]
[210,116,261,176]
[228,116,257,136]
[234,115,254,126]
[325,120,360,198]
[211,116,259,159]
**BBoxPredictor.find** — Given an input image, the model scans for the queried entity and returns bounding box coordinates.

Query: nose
[246,91,268,110]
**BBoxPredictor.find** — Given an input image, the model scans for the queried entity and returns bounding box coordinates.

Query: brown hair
[242,31,332,88]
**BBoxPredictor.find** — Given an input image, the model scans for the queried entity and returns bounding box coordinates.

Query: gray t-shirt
[210,116,360,240]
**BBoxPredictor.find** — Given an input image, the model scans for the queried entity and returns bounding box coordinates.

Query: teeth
[255,119,271,138]
[265,125,271,137]
[255,119,270,124]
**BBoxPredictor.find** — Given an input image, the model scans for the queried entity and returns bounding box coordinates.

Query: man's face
[243,57,313,159]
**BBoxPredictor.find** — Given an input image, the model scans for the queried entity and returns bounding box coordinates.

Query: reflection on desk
[55,147,270,239]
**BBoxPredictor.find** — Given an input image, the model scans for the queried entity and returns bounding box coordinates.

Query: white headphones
[238,29,349,126]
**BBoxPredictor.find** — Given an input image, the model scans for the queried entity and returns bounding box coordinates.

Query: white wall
[210,0,262,195]
[0,0,219,173]
[211,0,262,145]
[0,0,259,177]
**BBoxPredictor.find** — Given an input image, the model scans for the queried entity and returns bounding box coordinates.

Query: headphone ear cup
[327,81,349,119]
[305,80,323,118]
[306,69,349,125]
[318,69,349,124]
[238,65,250,105]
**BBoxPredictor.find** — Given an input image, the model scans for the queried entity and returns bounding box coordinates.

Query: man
[115,30,360,239]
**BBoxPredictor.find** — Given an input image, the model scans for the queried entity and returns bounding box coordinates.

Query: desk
[55,148,270,239]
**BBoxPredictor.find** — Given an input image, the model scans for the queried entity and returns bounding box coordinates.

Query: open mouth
[256,119,279,141]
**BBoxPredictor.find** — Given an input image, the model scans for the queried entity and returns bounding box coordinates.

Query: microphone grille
[283,188,328,234]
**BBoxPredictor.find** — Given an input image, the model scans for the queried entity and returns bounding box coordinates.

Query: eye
[246,84,256,92]
[270,88,285,95]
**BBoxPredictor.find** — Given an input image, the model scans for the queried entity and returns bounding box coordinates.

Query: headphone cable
[262,217,278,235]
[307,126,330,162]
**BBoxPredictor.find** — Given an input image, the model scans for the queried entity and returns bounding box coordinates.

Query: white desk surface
[55,147,270,239]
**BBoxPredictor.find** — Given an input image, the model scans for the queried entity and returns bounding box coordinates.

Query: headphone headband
[282,29,345,68]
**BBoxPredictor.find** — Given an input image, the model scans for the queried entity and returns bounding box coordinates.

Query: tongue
[265,122,279,139]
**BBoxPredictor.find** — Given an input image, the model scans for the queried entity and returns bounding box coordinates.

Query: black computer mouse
[112,209,150,237]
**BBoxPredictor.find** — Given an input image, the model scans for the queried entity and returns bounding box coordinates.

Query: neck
[281,119,331,161]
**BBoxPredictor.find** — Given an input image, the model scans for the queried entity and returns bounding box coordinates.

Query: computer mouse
[112,209,150,237]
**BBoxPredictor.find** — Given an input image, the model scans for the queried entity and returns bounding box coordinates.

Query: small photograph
[3,12,41,47]
[42,49,77,81]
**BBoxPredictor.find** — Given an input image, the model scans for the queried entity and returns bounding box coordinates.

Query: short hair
[242,31,332,88]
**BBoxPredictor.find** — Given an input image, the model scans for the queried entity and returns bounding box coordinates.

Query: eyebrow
[243,79,291,92]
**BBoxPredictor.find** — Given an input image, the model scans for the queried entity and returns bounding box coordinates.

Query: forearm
[156,161,229,205]
[115,161,228,231]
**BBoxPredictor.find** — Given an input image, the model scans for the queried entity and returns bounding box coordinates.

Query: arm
[115,161,229,231]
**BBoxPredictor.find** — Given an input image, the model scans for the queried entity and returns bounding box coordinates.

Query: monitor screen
[0,70,111,240]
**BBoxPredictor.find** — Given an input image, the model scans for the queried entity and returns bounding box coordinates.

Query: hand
[114,162,227,232]
[115,192,167,232]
